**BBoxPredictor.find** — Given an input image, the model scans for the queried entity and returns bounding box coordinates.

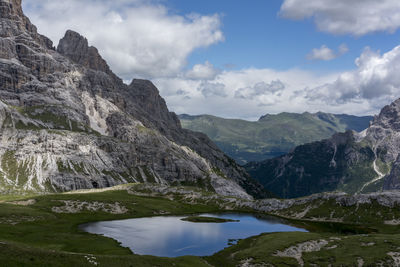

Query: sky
[22,0,400,120]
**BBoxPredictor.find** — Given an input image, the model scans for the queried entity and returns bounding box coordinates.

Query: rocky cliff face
[246,131,376,198]
[0,0,267,199]
[246,98,400,198]
[367,98,400,191]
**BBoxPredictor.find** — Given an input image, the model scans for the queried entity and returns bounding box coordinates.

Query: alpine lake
[81,213,306,257]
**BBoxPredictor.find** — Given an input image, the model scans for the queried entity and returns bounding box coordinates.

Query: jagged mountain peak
[127,79,180,128]
[0,0,26,24]
[370,97,400,131]
[0,0,53,49]
[246,96,400,198]
[0,0,267,199]
[57,30,115,77]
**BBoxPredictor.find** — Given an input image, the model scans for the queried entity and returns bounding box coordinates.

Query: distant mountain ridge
[245,97,400,198]
[179,112,373,164]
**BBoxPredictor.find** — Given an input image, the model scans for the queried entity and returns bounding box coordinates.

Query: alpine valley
[179,113,372,164]
[2,1,400,266]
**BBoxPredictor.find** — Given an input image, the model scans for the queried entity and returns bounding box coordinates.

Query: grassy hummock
[181,216,239,223]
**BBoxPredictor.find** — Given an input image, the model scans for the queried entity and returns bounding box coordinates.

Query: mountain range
[0,0,398,202]
[246,98,400,198]
[179,113,372,164]
[0,0,268,199]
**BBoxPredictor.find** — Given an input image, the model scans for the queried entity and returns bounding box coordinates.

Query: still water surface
[82,213,306,257]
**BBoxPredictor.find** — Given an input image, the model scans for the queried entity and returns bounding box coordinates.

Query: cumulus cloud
[21,0,399,120]
[185,61,220,80]
[307,45,336,61]
[234,80,285,99]
[280,0,400,36]
[23,0,224,79]
[198,82,227,98]
[307,44,348,61]
[153,68,368,120]
[154,44,400,120]
[305,46,400,106]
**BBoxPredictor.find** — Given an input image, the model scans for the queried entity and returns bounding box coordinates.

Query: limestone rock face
[384,155,400,190]
[0,0,266,199]
[247,95,400,198]
[368,99,400,190]
[246,131,376,198]
[57,30,116,78]
[0,0,53,49]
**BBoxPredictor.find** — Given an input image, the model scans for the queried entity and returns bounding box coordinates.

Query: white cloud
[305,46,400,107]
[198,82,227,98]
[307,44,349,61]
[153,68,368,120]
[339,44,349,55]
[280,0,400,36]
[21,0,400,120]
[307,45,336,61]
[22,0,224,79]
[186,61,220,80]
[154,44,400,120]
[235,80,285,100]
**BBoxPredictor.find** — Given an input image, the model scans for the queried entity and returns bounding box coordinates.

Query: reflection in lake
[81,213,306,257]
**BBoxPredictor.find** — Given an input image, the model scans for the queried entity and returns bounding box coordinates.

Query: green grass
[0,186,399,266]
[179,113,372,164]
[206,231,400,266]
[0,189,224,255]
[14,105,100,136]
[173,177,215,192]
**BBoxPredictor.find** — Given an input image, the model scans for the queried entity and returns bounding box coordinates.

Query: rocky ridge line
[0,0,267,199]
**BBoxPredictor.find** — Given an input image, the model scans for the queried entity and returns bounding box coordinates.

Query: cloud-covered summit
[23,0,223,80]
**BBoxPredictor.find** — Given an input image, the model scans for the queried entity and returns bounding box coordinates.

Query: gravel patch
[52,200,128,214]
[274,239,329,266]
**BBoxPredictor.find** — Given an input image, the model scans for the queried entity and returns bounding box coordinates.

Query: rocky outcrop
[246,95,400,198]
[0,0,53,49]
[0,0,267,199]
[57,30,117,79]
[246,131,376,198]
[384,155,400,190]
[129,183,400,223]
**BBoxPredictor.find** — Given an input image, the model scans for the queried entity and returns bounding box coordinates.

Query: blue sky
[23,0,400,120]
[172,0,400,73]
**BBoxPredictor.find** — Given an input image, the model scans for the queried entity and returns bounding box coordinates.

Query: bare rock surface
[0,0,265,199]
[52,200,128,214]
[274,239,329,266]
[131,184,400,224]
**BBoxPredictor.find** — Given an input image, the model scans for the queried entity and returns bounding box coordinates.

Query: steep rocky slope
[0,0,267,199]
[179,113,372,164]
[246,98,400,198]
